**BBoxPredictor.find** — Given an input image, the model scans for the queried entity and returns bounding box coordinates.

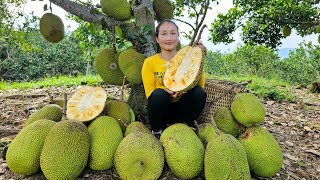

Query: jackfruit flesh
[100,0,132,21]
[88,116,123,171]
[40,13,64,43]
[6,119,56,176]
[213,106,241,137]
[164,46,204,92]
[24,104,62,128]
[67,86,107,122]
[124,121,151,137]
[114,132,164,180]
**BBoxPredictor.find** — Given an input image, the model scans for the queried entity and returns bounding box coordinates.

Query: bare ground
[0,85,319,180]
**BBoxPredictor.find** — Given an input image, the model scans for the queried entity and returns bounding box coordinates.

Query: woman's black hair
[155,19,179,37]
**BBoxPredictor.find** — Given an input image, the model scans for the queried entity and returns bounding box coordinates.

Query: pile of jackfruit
[4,86,283,179]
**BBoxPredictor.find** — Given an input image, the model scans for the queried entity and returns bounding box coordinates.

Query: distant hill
[277,48,295,59]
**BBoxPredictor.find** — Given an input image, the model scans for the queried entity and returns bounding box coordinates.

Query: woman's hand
[164,89,186,102]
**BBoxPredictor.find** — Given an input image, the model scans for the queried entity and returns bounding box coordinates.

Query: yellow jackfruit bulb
[104,100,131,131]
[6,119,56,176]
[118,48,146,85]
[282,25,291,37]
[100,0,132,21]
[213,106,241,137]
[40,13,64,43]
[153,0,174,21]
[67,86,107,122]
[114,132,164,180]
[160,123,204,179]
[163,45,205,92]
[238,126,283,177]
[40,120,90,180]
[24,104,62,128]
[88,116,123,171]
[124,121,151,137]
[94,48,127,85]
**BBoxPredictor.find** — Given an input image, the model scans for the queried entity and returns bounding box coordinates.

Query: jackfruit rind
[40,13,64,43]
[163,46,205,92]
[40,120,90,180]
[124,121,151,137]
[24,104,62,128]
[6,119,56,175]
[118,48,146,85]
[95,48,126,85]
[160,123,204,179]
[104,100,131,131]
[88,116,123,171]
[196,122,216,144]
[114,132,164,180]
[282,26,291,37]
[67,86,107,122]
[231,93,265,127]
[205,134,251,180]
[153,0,174,21]
[213,106,241,137]
[238,126,283,177]
[100,0,132,21]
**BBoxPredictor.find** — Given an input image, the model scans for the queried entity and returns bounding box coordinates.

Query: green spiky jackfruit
[88,116,123,171]
[40,13,64,43]
[118,48,146,85]
[196,122,216,144]
[6,119,56,175]
[50,98,64,108]
[100,0,132,21]
[24,104,62,128]
[282,26,291,37]
[231,93,265,127]
[160,123,204,179]
[238,126,283,177]
[114,132,164,180]
[104,100,131,131]
[205,133,251,180]
[95,48,126,85]
[214,106,241,137]
[153,0,174,21]
[124,121,151,137]
[40,120,90,180]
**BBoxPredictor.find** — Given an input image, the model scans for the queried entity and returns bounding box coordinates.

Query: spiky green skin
[118,49,146,85]
[6,119,56,175]
[40,13,64,43]
[238,126,283,177]
[40,120,90,180]
[153,0,174,21]
[124,121,151,137]
[104,100,131,131]
[282,26,291,37]
[24,104,62,128]
[205,134,251,180]
[114,132,164,180]
[231,93,266,127]
[214,106,241,137]
[160,123,204,179]
[94,48,126,85]
[100,0,132,21]
[196,122,216,144]
[88,116,123,171]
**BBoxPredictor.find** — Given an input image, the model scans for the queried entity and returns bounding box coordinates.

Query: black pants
[147,85,207,132]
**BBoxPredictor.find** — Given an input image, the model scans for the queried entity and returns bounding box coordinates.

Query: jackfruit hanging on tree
[40,13,64,43]
[153,0,174,21]
[100,0,132,21]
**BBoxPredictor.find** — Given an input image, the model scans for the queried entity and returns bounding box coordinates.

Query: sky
[21,0,319,53]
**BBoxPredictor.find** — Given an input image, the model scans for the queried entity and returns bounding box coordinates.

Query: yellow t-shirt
[141,53,205,98]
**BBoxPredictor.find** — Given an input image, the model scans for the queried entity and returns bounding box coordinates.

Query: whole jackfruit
[124,121,151,137]
[114,132,164,180]
[153,0,174,21]
[238,126,283,177]
[231,93,265,127]
[40,120,90,180]
[104,100,132,131]
[95,48,127,85]
[88,116,123,171]
[118,48,146,85]
[24,104,62,127]
[50,98,64,108]
[163,45,205,92]
[282,25,291,37]
[67,86,107,122]
[100,0,132,21]
[40,13,64,43]
[205,133,251,180]
[196,122,216,144]
[6,119,56,176]
[160,123,204,179]
[213,106,241,137]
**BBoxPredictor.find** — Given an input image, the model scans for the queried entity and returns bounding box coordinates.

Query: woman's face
[156,22,179,51]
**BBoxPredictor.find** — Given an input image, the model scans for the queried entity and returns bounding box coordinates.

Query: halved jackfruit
[67,86,107,122]
[163,46,204,92]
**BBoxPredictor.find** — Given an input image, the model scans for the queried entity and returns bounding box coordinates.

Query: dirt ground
[0,85,319,180]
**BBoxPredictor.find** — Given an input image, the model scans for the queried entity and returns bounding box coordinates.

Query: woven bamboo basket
[198,79,248,123]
